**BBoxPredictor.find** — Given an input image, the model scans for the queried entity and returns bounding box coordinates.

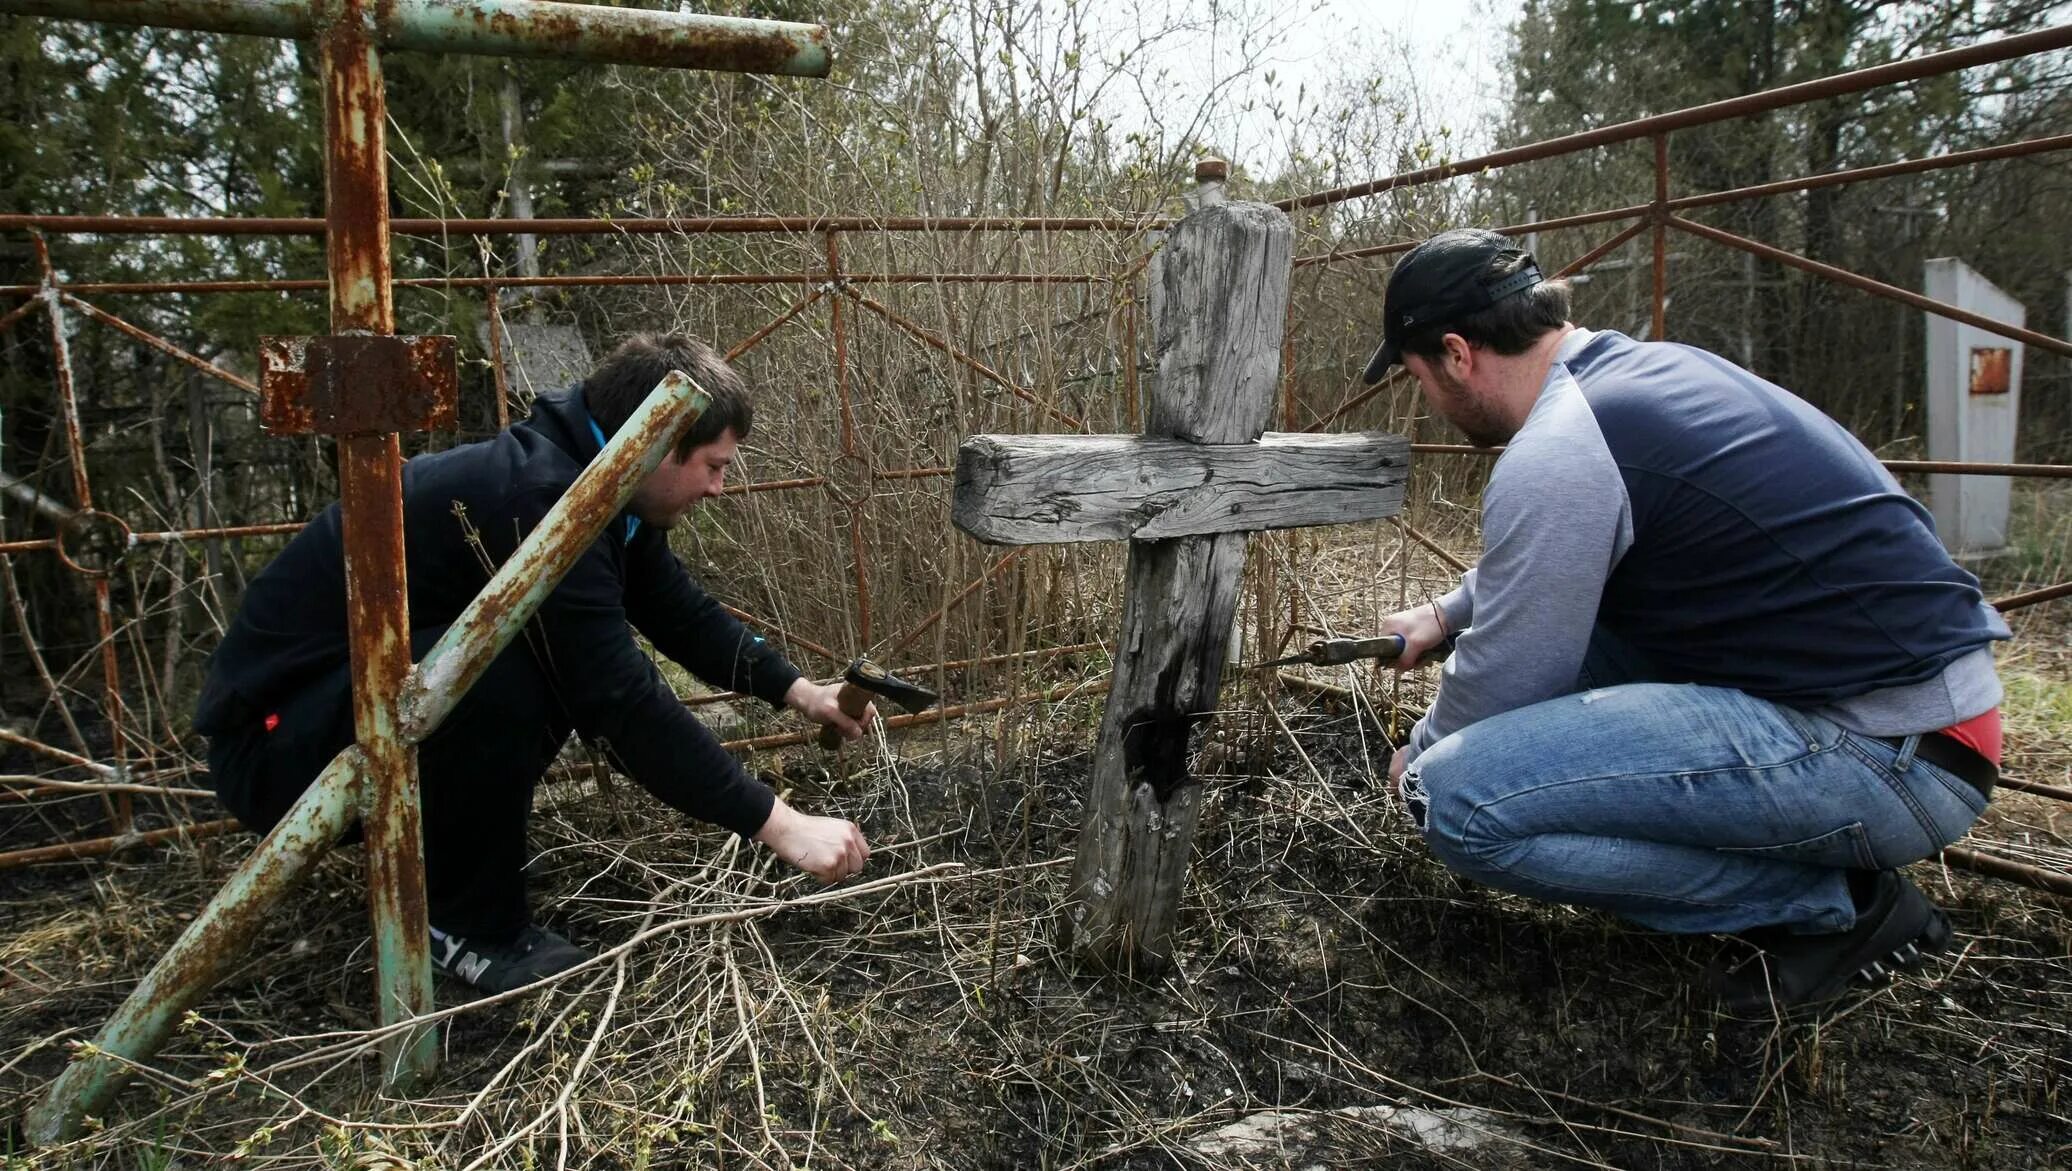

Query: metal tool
[818,657,941,749]
[1252,633,1451,670]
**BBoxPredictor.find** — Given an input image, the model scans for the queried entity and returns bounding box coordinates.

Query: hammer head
[844,658,940,714]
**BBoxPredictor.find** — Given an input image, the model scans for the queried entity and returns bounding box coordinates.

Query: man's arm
[622,533,874,739]
[1400,381,1631,766]
[622,532,801,707]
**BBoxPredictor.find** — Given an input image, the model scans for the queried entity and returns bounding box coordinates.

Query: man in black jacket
[197,334,871,993]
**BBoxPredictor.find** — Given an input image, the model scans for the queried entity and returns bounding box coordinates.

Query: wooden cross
[952,172,1409,968]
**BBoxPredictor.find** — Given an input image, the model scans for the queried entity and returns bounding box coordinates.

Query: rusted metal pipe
[0,0,832,75]
[1996,776,2072,804]
[1300,369,1409,434]
[311,6,435,1088]
[681,640,1108,708]
[847,506,873,648]
[0,817,241,871]
[1409,444,2072,480]
[1992,579,2071,613]
[1394,516,1470,575]
[1670,132,2072,213]
[721,678,1112,753]
[721,605,842,665]
[1554,222,1651,279]
[0,272,1111,298]
[1651,134,1669,340]
[58,292,259,395]
[485,286,512,430]
[25,748,362,1143]
[721,475,828,496]
[724,287,823,362]
[0,213,1162,236]
[1938,845,2072,899]
[0,727,118,778]
[7,522,321,556]
[399,375,708,740]
[0,291,44,334]
[36,237,132,832]
[1669,215,2072,359]
[0,775,214,801]
[1298,131,2072,273]
[35,237,92,513]
[1295,205,1649,268]
[1278,23,2072,211]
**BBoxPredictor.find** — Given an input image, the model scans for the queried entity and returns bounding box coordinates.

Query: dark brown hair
[1396,272,1573,364]
[579,333,752,459]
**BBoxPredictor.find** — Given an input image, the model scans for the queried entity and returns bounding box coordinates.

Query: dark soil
[1,701,2067,1169]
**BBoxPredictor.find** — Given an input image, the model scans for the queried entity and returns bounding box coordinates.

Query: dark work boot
[1707,870,1951,1018]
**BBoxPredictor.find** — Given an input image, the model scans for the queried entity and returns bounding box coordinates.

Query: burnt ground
[1,684,2067,1169]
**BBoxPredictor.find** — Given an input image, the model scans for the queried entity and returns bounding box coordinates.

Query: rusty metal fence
[2,27,2070,878]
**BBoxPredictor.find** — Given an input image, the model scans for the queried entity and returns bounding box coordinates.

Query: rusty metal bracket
[260,335,458,435]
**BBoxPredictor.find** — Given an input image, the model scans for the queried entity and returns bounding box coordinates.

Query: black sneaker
[428,923,592,994]
[1707,870,1951,1018]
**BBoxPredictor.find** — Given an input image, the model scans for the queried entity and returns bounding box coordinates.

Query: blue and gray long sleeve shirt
[1404,328,2008,765]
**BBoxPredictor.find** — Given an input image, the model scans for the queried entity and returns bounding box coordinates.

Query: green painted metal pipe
[399,374,708,743]
[26,748,366,1144]
[0,0,833,76]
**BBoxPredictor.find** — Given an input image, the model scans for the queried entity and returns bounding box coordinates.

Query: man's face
[630,428,738,529]
[1403,347,1515,448]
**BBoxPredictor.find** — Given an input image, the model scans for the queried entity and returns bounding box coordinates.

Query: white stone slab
[1923,258,2024,556]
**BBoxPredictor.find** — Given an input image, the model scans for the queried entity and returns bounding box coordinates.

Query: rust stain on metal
[261,334,458,435]
[457,2,825,74]
[321,12,393,334]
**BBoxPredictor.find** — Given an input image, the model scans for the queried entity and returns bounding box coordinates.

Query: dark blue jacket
[195,389,799,835]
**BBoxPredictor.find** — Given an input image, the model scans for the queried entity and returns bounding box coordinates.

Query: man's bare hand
[784,677,876,742]
[1379,603,1451,669]
[754,797,870,883]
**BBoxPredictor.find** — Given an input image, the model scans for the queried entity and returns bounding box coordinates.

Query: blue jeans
[1405,639,1989,935]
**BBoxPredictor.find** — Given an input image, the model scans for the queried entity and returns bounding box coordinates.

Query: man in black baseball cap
[1362,225,2006,1019]
[1361,227,1549,385]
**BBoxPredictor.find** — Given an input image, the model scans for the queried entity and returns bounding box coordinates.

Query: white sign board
[1923,258,2023,557]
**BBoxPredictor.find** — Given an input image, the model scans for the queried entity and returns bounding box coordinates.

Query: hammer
[817,658,941,749]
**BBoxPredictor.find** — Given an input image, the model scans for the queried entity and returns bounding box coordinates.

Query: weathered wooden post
[953,161,1410,969]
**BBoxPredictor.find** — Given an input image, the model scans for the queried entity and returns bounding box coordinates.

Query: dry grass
[2,507,2067,1169]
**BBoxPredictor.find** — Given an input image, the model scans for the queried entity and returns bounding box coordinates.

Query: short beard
[1430,366,1515,448]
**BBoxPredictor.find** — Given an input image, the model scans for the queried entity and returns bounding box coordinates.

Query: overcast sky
[1104,0,1526,174]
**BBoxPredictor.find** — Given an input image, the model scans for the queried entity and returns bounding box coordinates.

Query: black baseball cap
[1361,228,1544,384]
